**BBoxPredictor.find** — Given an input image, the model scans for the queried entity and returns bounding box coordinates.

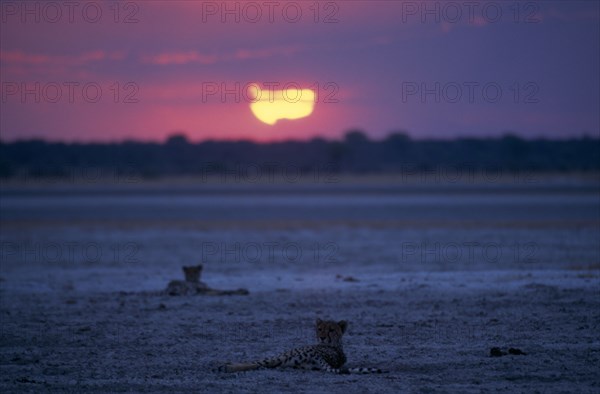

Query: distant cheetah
[216,319,383,374]
[165,265,248,296]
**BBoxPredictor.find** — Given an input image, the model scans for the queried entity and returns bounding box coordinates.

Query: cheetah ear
[338,320,348,333]
[316,318,323,325]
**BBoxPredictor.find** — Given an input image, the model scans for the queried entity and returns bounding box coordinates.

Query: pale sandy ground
[1,177,599,393]
[0,268,599,393]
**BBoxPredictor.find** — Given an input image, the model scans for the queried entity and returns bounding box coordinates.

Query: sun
[249,85,315,125]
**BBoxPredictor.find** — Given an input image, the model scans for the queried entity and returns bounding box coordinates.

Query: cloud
[141,45,303,66]
[0,50,125,66]
[234,45,301,60]
[141,51,218,65]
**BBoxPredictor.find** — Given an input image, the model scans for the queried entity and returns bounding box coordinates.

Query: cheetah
[216,319,383,374]
[165,265,249,296]
[165,265,208,295]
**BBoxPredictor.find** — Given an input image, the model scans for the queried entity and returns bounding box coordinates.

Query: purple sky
[1,1,598,142]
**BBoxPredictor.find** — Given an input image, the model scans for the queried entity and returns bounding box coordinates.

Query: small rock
[508,347,527,355]
[490,347,505,357]
[336,274,359,282]
[490,347,526,357]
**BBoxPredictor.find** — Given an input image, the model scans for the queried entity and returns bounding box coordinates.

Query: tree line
[0,131,598,179]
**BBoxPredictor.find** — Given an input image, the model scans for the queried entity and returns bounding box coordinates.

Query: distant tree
[385,131,411,149]
[166,133,190,146]
[385,131,411,142]
[344,130,369,144]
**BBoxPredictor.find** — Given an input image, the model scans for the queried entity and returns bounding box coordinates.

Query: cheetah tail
[215,362,260,373]
[346,367,386,374]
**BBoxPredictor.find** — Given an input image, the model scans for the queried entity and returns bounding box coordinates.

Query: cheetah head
[316,319,347,345]
[182,265,203,283]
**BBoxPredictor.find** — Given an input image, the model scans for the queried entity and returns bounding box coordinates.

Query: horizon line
[1,131,599,145]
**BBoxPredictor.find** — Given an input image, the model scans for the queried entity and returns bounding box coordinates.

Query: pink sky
[1,1,598,142]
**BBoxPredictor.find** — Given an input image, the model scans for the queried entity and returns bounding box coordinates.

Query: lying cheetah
[216,319,383,374]
[165,265,249,296]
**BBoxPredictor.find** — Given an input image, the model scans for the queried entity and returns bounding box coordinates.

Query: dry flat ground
[1,270,599,393]
[1,177,599,392]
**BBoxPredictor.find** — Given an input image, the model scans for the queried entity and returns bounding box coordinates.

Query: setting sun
[249,86,315,125]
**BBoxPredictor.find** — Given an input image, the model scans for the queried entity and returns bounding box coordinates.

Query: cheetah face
[182,265,202,283]
[316,319,347,344]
